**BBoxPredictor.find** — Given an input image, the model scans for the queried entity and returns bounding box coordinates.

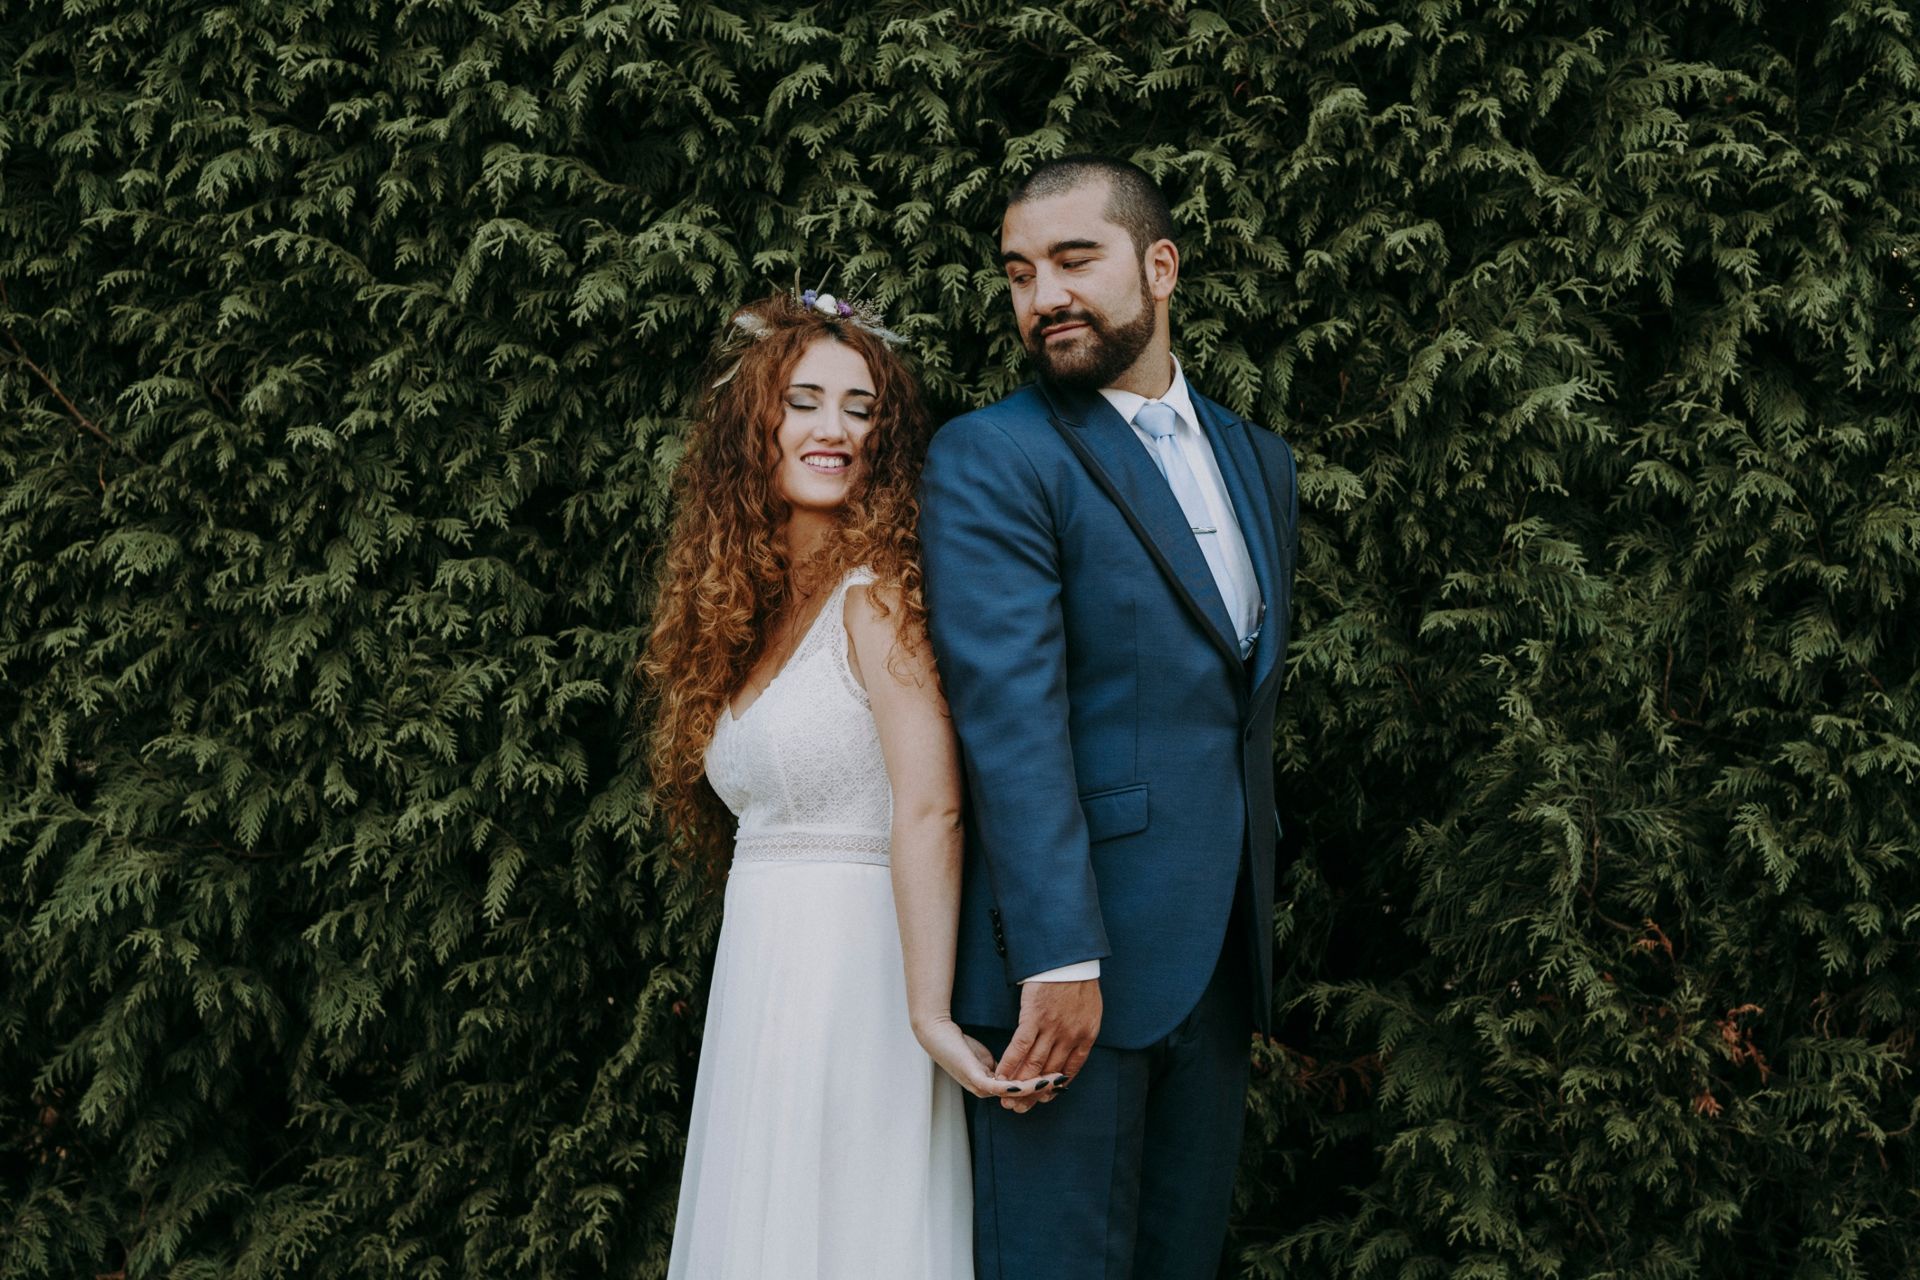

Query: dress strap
[825,566,877,612]
[821,567,877,702]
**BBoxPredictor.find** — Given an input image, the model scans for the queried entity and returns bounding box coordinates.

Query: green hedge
[4,1,1917,1276]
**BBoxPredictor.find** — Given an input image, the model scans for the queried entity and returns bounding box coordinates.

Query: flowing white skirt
[666,859,973,1280]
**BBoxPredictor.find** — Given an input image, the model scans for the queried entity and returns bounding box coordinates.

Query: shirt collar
[1098,355,1197,433]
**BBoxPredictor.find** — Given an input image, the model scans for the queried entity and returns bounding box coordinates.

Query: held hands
[914,1014,1055,1102]
[995,977,1101,1113]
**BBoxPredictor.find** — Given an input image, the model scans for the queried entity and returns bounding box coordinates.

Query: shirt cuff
[1019,960,1101,983]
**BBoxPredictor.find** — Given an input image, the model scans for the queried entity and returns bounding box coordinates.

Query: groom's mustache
[1026,309,1104,347]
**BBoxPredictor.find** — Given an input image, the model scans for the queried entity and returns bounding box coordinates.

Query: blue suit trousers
[964,899,1254,1280]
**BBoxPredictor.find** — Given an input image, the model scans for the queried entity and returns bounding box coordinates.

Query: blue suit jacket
[920,376,1299,1050]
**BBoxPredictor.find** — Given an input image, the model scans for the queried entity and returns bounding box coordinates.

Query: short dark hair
[1006,155,1177,257]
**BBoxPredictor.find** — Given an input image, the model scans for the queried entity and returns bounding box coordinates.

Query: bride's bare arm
[845,583,1047,1103]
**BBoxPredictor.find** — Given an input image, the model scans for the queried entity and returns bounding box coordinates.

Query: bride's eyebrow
[788,382,877,397]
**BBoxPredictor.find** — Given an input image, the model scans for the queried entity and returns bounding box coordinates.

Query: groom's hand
[996,978,1101,1111]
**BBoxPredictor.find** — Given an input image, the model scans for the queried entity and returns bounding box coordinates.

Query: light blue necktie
[1134,400,1256,655]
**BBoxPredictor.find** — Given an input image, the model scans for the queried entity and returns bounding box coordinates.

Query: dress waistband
[732,830,891,868]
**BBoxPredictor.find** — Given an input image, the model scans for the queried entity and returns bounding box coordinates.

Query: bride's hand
[915,1014,1057,1103]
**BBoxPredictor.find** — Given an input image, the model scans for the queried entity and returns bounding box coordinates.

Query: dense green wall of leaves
[4,1,1917,1275]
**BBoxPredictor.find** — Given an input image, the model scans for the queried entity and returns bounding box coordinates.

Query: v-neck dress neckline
[726,580,846,723]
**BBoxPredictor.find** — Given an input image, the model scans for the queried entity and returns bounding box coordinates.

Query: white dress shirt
[1021,356,1264,985]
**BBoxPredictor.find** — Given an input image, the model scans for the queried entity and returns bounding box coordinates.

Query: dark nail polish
[1006,1085,1022,1094]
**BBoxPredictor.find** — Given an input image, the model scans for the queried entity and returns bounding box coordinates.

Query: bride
[640,290,1049,1278]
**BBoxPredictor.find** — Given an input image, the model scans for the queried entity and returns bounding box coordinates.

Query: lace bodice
[704,568,894,866]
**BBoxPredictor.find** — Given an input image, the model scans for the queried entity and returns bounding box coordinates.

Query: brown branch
[1663,644,1703,727]
[1586,814,1602,901]
[0,277,115,448]
[1395,661,1423,711]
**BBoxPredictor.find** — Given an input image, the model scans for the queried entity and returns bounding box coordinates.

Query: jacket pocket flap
[1080,783,1148,843]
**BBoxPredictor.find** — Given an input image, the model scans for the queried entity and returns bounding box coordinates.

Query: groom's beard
[1023,277,1156,391]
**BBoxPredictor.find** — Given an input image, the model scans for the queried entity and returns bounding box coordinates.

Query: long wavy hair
[638,292,935,864]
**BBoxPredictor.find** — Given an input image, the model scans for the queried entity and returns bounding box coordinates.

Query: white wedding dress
[667,567,973,1280]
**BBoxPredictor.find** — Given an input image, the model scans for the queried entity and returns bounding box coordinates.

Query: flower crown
[710,283,907,389]
[795,284,905,346]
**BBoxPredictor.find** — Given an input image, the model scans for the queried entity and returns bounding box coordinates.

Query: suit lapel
[1037,379,1241,671]
[1192,392,1284,694]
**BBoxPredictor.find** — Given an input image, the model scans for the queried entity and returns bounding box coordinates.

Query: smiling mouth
[801,452,851,473]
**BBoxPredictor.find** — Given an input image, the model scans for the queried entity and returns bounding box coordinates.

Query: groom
[919,156,1299,1278]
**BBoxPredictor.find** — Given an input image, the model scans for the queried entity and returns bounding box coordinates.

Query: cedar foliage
[3,1,1917,1276]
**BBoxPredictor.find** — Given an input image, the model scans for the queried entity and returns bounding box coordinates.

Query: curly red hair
[637,293,934,863]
